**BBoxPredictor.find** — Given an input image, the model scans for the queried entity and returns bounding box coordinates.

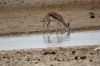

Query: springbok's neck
[61,20,68,28]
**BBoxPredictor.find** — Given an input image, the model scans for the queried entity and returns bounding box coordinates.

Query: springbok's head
[66,22,70,34]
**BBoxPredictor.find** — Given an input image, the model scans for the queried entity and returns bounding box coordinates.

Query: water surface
[0,31,100,50]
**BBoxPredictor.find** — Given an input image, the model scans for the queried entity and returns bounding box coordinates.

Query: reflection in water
[0,31,100,50]
[43,33,70,44]
[43,24,70,44]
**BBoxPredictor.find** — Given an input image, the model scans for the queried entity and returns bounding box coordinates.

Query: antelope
[43,12,70,34]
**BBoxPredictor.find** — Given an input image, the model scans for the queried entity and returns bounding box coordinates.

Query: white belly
[50,16,58,22]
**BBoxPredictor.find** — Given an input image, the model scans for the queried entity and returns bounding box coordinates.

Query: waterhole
[0,31,100,50]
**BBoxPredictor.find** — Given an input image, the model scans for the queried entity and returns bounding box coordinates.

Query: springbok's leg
[43,21,48,33]
[56,21,61,33]
[58,21,62,33]
[56,22,58,33]
[67,22,70,35]
[67,26,70,36]
[47,21,51,33]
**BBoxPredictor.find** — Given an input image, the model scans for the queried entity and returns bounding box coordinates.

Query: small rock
[90,53,93,55]
[43,52,50,55]
[4,2,6,4]
[44,51,56,55]
[51,51,56,54]
[89,11,94,15]
[50,64,53,66]
[57,59,60,61]
[21,22,24,23]
[54,58,57,60]
[75,56,78,60]
[21,1,24,3]
[94,47,100,51]
[38,59,40,61]
[89,60,92,62]
[72,51,76,55]
[27,58,30,61]
[98,15,100,17]
[89,11,95,19]
[35,62,38,64]
[80,56,86,60]
[90,15,95,18]
[3,56,6,58]
[19,59,21,61]
[59,47,62,49]
[44,52,47,55]
[67,56,78,61]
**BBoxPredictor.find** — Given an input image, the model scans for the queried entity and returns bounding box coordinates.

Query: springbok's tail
[39,18,45,22]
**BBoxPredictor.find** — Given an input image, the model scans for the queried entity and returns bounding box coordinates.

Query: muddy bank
[0,25,100,36]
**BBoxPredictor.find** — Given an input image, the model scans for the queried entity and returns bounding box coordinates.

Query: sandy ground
[0,1,100,36]
[0,1,100,66]
[0,45,100,66]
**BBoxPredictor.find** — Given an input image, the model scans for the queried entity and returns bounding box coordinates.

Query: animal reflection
[43,33,70,44]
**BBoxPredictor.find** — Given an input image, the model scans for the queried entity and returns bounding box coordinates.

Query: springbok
[43,12,70,34]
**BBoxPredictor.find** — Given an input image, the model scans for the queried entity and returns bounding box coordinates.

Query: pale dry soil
[0,1,100,66]
[0,45,100,66]
[0,2,100,36]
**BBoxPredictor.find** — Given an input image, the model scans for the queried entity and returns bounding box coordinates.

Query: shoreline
[0,44,100,51]
[0,25,100,37]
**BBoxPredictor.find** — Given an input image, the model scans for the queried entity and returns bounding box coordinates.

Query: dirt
[0,1,100,66]
[0,1,100,36]
[0,45,100,66]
